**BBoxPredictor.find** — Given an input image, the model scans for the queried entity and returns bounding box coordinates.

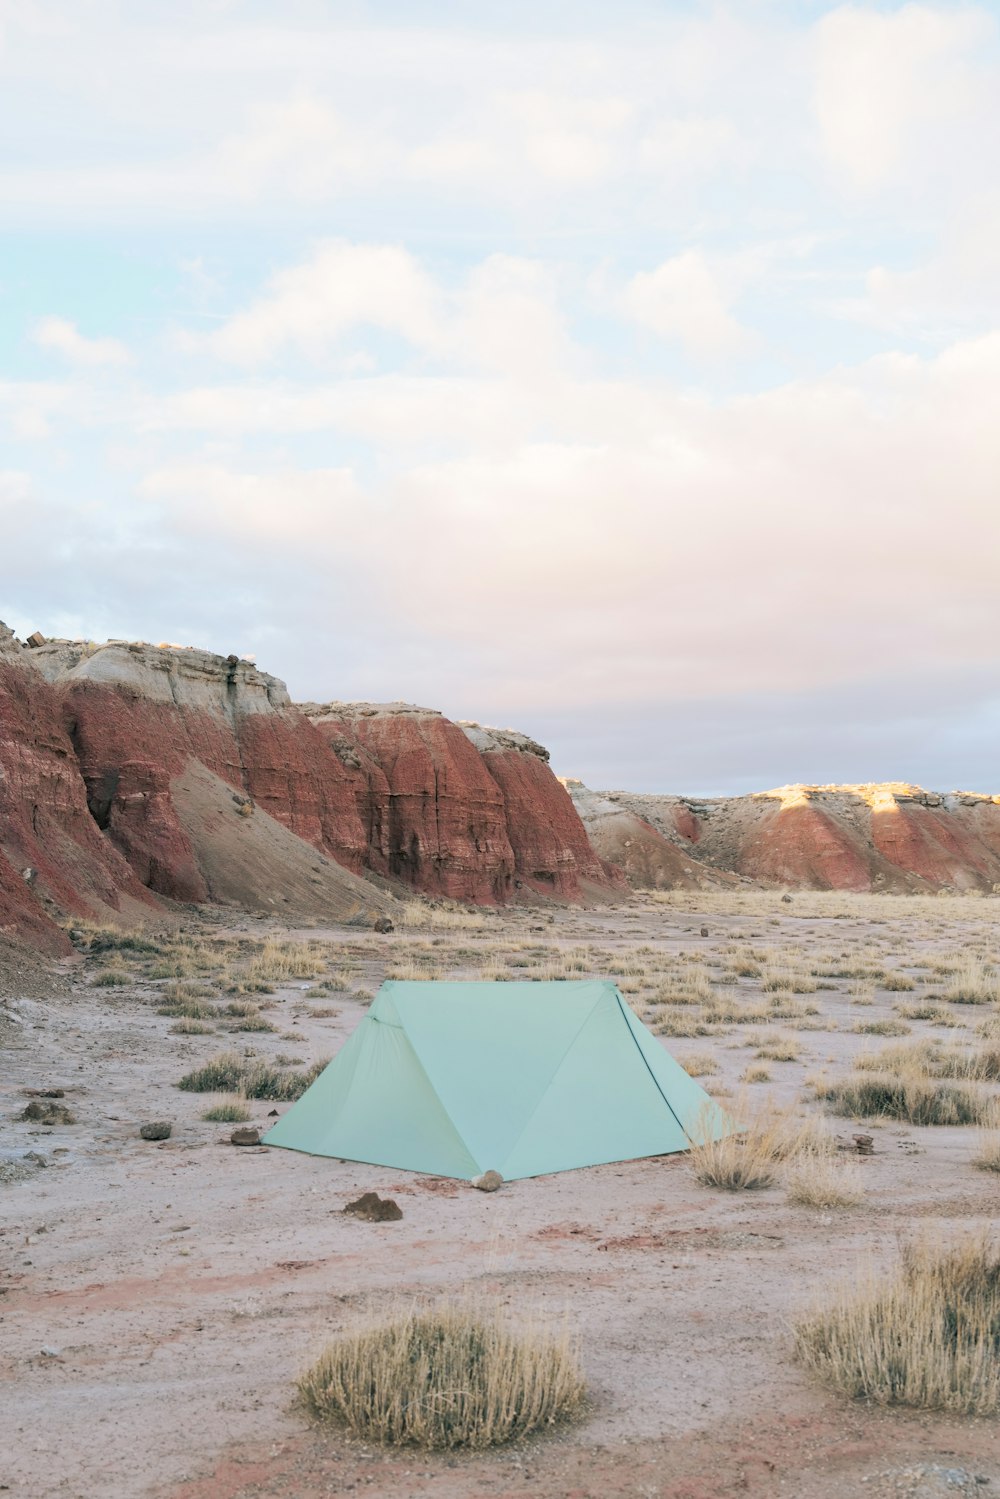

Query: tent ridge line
[614,993,691,1143]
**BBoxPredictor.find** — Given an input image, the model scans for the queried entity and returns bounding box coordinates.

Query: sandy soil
[2,893,999,1499]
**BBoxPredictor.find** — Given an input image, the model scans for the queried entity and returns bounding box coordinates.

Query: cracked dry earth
[2,892,1000,1498]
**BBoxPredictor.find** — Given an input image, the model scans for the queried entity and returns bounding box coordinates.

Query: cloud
[33,316,131,367]
[194,241,440,365]
[814,3,996,191]
[621,251,751,358]
[193,241,575,376]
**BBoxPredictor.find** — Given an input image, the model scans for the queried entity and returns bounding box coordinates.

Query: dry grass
[752,1034,801,1062]
[972,1133,1000,1173]
[246,938,324,984]
[201,1099,252,1123]
[298,1299,586,1449]
[178,1052,326,1101]
[677,1050,719,1077]
[819,1070,995,1126]
[785,1155,864,1209]
[940,957,1000,1005]
[852,1018,911,1037]
[687,1099,826,1190]
[399,904,495,931]
[794,1234,1000,1414]
[742,1063,771,1083]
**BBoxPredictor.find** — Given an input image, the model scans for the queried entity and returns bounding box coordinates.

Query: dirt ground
[2,891,999,1499]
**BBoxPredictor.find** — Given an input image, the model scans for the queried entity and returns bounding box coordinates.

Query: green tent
[263,979,731,1180]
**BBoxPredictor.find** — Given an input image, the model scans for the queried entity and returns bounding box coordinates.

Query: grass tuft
[794,1234,1000,1414]
[298,1299,586,1448]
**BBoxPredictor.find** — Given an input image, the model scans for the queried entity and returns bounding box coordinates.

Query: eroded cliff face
[0,626,155,951]
[303,704,517,902]
[300,706,630,903]
[574,781,1000,893]
[461,726,626,899]
[30,641,370,900]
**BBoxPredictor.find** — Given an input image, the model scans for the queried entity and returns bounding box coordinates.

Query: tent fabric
[263,979,732,1180]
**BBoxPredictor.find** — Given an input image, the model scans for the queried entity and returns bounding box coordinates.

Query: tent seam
[614,992,691,1142]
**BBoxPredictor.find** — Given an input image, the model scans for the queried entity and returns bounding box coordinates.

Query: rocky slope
[569,781,1000,893]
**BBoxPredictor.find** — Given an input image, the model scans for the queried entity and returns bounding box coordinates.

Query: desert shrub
[229,1013,276,1033]
[794,1235,1000,1414]
[973,1133,1000,1174]
[684,1101,823,1190]
[158,998,215,1019]
[786,1155,864,1209]
[820,1071,992,1126]
[852,1019,911,1037]
[880,972,916,992]
[178,1052,326,1100]
[201,1100,252,1123]
[246,938,324,984]
[743,1063,771,1083]
[399,903,493,931]
[300,1300,585,1448]
[170,1019,214,1035]
[894,1001,946,1021]
[753,1034,801,1062]
[92,970,130,987]
[677,1050,719,1077]
[653,1010,713,1038]
[941,958,1000,1005]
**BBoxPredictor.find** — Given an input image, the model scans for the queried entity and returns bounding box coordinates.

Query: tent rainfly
[263,980,732,1180]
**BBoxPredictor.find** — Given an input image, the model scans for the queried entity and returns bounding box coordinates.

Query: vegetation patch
[794,1235,1000,1414]
[298,1300,586,1448]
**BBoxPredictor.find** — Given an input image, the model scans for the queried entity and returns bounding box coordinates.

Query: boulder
[230,1127,261,1146]
[139,1121,172,1141]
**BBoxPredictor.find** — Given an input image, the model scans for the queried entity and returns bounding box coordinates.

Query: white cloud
[196,241,441,365]
[621,251,751,358]
[33,316,131,367]
[194,241,575,376]
[814,4,996,191]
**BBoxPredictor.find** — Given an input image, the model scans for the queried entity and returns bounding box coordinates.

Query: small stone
[700,926,709,937]
[230,1127,260,1146]
[139,1121,172,1141]
[471,1170,503,1193]
[344,1192,403,1221]
[373,915,395,933]
[781,892,793,903]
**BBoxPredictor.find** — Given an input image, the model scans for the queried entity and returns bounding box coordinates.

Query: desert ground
[3,890,999,1499]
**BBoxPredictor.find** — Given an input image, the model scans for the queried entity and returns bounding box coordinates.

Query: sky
[2,0,1000,795]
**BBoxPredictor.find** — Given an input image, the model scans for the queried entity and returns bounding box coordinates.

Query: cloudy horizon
[3,1,999,796]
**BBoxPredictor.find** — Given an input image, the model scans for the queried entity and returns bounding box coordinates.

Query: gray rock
[139,1121,172,1141]
[230,1127,260,1146]
[471,1170,503,1193]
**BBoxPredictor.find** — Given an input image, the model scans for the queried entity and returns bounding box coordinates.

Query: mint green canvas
[263,980,732,1180]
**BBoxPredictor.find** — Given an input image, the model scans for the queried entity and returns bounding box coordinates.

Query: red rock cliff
[0,625,155,951]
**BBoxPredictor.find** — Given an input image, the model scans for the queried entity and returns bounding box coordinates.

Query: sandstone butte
[0,625,624,952]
